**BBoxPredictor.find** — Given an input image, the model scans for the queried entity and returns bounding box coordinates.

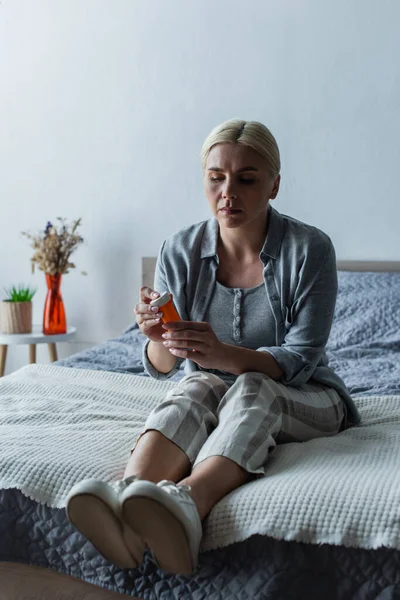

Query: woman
[66,119,360,576]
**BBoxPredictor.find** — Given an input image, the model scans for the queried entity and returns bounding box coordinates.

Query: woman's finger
[139,286,160,302]
[162,321,209,332]
[162,329,207,342]
[134,302,163,316]
[143,317,162,328]
[135,312,161,322]
[137,317,162,331]
[168,348,200,359]
[137,312,162,324]
[163,338,205,349]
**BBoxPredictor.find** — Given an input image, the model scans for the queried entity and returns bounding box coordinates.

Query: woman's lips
[220,208,242,215]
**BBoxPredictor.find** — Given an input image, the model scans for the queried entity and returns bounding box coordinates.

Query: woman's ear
[270,174,281,200]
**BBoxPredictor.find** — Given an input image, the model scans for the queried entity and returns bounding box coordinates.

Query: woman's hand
[161,321,225,369]
[134,287,166,343]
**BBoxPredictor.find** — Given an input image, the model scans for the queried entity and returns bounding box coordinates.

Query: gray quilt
[1,271,400,599]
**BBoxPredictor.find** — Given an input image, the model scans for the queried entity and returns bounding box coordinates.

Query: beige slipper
[120,479,202,575]
[66,476,145,569]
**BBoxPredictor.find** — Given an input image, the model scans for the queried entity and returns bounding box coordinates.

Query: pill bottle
[150,292,181,326]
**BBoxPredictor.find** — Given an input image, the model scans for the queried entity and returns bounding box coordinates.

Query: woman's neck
[218,214,269,263]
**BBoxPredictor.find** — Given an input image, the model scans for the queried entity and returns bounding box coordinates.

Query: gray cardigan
[142,204,361,425]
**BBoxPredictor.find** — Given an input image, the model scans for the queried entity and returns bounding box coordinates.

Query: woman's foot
[120,480,202,575]
[66,476,145,569]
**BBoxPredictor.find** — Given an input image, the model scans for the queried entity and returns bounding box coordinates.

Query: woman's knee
[221,371,282,416]
[180,371,225,386]
[235,371,273,385]
[164,371,227,413]
[173,371,228,398]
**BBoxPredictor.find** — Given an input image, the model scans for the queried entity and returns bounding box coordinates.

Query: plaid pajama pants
[139,371,348,476]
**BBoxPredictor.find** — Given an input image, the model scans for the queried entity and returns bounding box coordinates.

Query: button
[235,317,240,322]
[280,321,284,327]
[304,366,311,372]
[271,295,278,301]
[235,303,240,309]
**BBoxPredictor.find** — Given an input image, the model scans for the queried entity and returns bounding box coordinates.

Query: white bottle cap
[149,291,171,308]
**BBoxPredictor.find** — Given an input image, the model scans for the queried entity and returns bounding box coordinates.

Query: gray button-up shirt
[203,281,273,384]
[142,203,361,425]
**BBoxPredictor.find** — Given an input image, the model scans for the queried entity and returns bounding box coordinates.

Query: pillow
[328,271,400,352]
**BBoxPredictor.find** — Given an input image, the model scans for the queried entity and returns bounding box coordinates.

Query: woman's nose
[222,180,237,199]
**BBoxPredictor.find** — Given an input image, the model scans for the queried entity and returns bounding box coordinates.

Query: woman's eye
[209,177,255,184]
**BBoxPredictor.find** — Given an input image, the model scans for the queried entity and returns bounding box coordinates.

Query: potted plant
[0,285,37,334]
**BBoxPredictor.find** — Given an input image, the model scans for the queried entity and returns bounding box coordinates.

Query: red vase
[43,273,67,335]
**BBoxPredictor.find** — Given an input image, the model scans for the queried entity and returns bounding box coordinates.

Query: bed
[1,258,400,600]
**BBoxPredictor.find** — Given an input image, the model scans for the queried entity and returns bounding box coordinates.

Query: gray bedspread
[2,488,400,599]
[2,270,400,599]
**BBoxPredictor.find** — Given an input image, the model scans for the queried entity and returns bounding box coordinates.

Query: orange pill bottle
[150,292,181,326]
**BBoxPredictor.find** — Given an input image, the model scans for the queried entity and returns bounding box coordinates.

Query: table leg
[29,344,36,364]
[0,345,7,377]
[48,343,58,362]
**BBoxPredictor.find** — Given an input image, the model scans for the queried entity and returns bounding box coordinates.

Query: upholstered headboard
[141,257,400,288]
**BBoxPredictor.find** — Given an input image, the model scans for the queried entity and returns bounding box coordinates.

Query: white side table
[0,325,77,377]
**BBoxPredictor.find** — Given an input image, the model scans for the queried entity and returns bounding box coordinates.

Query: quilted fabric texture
[327,271,400,396]
[1,270,400,599]
[0,364,400,553]
[1,489,400,599]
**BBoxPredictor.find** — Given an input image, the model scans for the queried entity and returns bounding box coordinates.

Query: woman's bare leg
[121,438,251,574]
[123,433,251,521]
[123,430,191,483]
[179,456,252,520]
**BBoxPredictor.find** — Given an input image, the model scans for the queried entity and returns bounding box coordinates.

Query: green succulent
[3,285,37,302]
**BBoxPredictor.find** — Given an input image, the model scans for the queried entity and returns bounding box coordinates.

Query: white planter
[0,301,32,334]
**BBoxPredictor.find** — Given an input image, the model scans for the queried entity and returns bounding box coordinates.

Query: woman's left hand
[161,321,225,370]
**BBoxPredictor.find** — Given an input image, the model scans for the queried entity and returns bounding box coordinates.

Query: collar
[200,203,284,262]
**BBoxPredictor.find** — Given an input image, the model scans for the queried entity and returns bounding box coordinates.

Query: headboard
[142,257,400,288]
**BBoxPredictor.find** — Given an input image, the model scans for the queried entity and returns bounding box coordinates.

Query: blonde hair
[200,118,281,177]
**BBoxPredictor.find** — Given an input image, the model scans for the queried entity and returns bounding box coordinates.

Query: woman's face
[204,143,280,229]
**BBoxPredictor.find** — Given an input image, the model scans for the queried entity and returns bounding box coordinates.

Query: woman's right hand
[134,287,166,343]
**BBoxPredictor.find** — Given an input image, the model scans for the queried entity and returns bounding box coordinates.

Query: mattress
[2,489,400,599]
[1,270,400,598]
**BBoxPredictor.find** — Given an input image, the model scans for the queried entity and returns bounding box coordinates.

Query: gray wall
[0,0,399,374]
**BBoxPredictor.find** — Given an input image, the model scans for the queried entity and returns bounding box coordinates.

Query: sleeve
[141,240,185,380]
[258,239,338,386]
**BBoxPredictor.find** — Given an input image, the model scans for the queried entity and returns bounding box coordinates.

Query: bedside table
[0,325,77,377]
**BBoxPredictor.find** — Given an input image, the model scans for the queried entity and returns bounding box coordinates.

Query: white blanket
[0,364,399,552]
